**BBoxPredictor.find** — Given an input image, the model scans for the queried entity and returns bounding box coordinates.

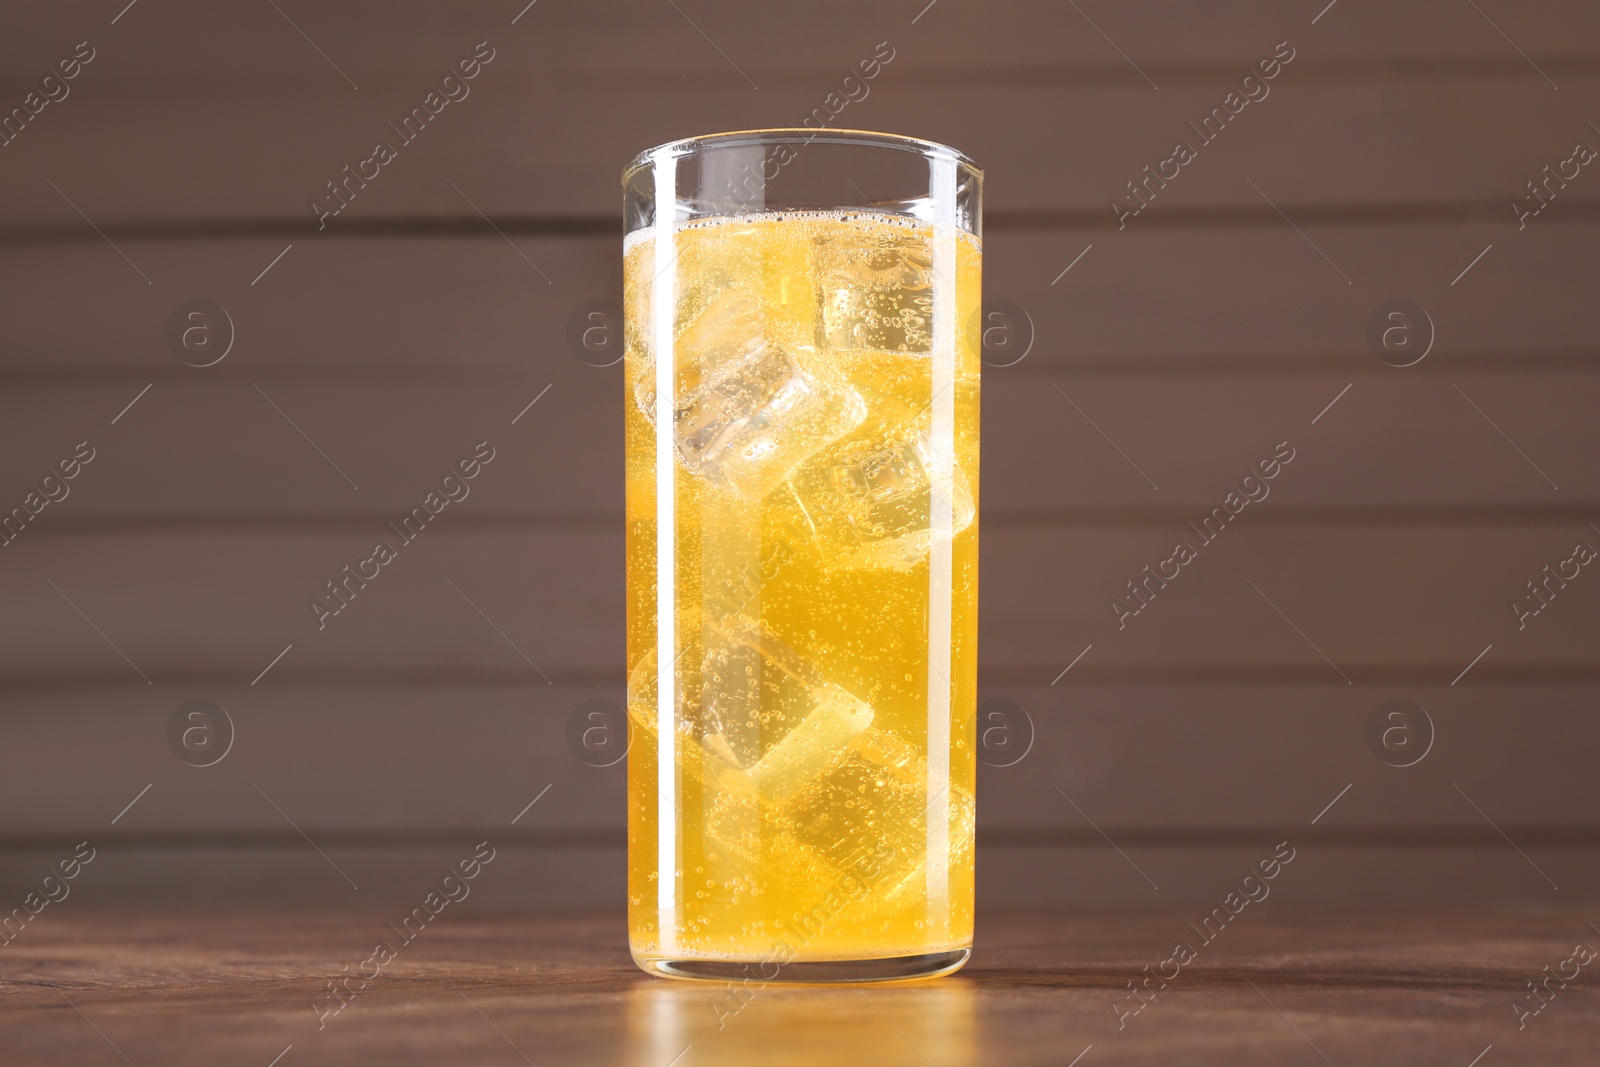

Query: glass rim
[622,127,983,184]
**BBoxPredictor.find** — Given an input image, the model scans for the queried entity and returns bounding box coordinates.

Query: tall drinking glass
[622,130,982,982]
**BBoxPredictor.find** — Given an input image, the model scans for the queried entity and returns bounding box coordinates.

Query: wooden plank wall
[1,0,1597,909]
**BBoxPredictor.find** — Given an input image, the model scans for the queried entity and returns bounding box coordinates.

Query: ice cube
[676,342,865,500]
[674,288,766,386]
[786,408,975,570]
[628,618,875,789]
[635,289,867,501]
[631,289,763,418]
[626,618,877,894]
[780,727,975,901]
[816,227,935,354]
[699,618,874,787]
[746,682,874,801]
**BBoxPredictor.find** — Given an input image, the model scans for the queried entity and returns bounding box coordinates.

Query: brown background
[0,0,1597,913]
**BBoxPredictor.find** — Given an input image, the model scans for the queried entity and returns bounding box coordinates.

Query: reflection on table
[628,978,977,1067]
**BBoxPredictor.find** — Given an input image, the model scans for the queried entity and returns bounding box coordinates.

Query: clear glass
[622,129,982,982]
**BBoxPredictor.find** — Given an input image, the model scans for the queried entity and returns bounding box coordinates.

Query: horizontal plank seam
[6,505,1599,536]
[994,351,1600,378]
[0,971,1568,997]
[3,351,1596,385]
[8,199,1600,243]
[34,51,1600,93]
[3,828,1599,849]
[7,663,1600,692]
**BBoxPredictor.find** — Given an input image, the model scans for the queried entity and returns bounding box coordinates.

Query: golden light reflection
[626,978,977,1067]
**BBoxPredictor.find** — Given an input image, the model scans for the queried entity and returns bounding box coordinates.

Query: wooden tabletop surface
[3,907,1596,1065]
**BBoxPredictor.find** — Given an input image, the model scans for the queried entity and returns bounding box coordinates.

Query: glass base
[634,948,970,984]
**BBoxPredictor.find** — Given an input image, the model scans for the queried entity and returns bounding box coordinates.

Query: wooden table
[3,907,1596,1065]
